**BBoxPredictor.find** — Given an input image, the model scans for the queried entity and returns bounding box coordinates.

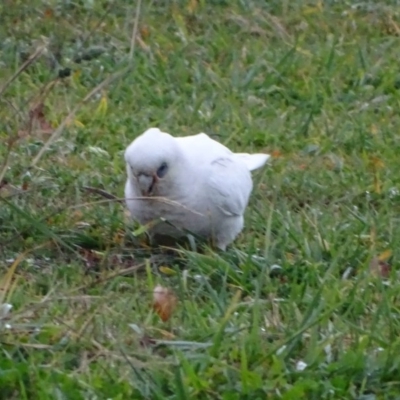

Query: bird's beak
[137,173,157,196]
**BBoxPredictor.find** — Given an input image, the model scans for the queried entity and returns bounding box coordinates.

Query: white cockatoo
[124,128,270,250]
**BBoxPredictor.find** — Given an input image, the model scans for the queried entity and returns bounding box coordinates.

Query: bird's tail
[235,153,271,171]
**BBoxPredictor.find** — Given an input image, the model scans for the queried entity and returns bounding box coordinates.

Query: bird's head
[125,127,185,197]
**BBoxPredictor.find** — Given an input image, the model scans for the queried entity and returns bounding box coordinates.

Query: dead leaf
[187,0,198,14]
[44,8,53,18]
[136,36,150,52]
[29,102,53,132]
[113,231,124,245]
[140,25,150,39]
[370,156,384,170]
[157,328,176,339]
[370,124,379,135]
[370,254,391,278]
[285,252,295,263]
[72,210,84,221]
[271,150,282,158]
[95,93,108,117]
[0,253,28,304]
[378,249,392,262]
[159,266,177,276]
[19,102,54,138]
[21,181,29,191]
[153,285,177,322]
[80,249,102,271]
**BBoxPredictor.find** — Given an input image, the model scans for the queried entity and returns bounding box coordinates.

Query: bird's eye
[156,162,168,178]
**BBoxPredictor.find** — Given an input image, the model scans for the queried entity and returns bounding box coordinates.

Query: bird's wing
[175,133,232,165]
[176,133,270,171]
[206,157,253,216]
[175,133,263,215]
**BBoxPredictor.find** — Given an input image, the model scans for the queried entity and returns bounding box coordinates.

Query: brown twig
[129,0,142,62]
[73,193,204,216]
[82,186,121,202]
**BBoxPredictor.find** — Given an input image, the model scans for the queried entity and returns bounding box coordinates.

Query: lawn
[1,0,400,398]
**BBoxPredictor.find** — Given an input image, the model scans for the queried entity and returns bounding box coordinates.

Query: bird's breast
[125,178,219,238]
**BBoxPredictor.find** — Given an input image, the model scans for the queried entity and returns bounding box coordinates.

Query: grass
[1,0,400,398]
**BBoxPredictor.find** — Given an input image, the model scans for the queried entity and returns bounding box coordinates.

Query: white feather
[124,128,270,250]
[235,153,271,171]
